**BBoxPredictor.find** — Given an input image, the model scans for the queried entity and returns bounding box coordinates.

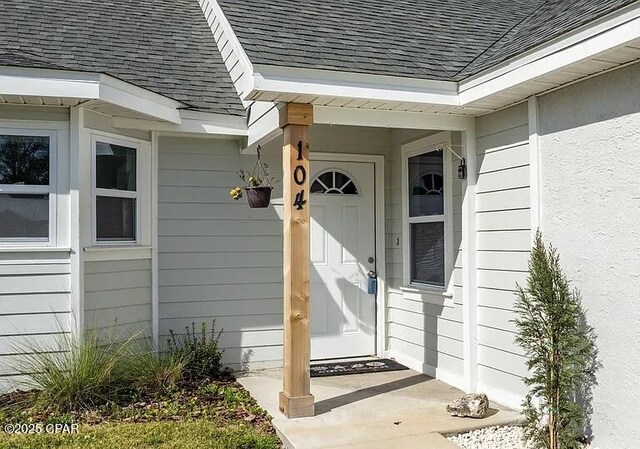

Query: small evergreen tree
[513,231,597,449]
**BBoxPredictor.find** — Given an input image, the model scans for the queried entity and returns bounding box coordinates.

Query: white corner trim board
[528,96,541,238]
[0,66,185,124]
[460,127,478,394]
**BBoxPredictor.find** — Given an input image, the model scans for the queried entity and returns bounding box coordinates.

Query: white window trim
[401,131,454,300]
[90,133,142,246]
[0,127,58,247]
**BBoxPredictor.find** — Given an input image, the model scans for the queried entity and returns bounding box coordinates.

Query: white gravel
[447,426,594,449]
[448,426,536,449]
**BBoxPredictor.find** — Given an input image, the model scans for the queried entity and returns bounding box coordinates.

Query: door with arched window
[309,160,376,359]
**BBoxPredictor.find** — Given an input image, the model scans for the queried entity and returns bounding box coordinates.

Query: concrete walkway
[239,367,523,449]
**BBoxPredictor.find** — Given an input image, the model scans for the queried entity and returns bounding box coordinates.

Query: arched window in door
[310,169,359,195]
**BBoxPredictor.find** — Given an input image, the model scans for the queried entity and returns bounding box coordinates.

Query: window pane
[96,142,136,191]
[0,135,50,185]
[311,170,359,195]
[411,221,445,286]
[310,180,326,193]
[96,196,136,241]
[409,150,443,217]
[0,193,49,238]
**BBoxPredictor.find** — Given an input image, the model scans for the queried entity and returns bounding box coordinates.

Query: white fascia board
[0,66,100,99]
[314,106,474,131]
[246,101,281,149]
[98,75,184,124]
[250,64,460,106]
[112,109,248,136]
[459,5,640,105]
[0,66,185,124]
[200,0,254,98]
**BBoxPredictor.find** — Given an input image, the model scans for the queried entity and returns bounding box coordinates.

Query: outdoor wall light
[457,158,467,180]
[438,144,467,180]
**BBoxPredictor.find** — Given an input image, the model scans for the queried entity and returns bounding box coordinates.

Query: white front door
[309,160,377,360]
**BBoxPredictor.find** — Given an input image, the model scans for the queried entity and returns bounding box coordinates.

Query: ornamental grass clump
[15,331,132,413]
[122,339,188,394]
[513,231,598,449]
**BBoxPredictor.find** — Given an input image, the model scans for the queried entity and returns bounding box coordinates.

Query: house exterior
[0,0,639,446]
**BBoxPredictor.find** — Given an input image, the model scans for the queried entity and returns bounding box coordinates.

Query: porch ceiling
[246,94,488,116]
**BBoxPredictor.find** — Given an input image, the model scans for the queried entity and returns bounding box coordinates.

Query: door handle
[367,271,377,295]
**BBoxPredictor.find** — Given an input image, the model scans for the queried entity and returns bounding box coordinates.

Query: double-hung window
[402,133,454,292]
[0,130,55,243]
[407,149,446,287]
[93,137,139,244]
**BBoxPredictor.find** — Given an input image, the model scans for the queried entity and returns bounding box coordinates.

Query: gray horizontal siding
[158,136,284,370]
[0,254,71,392]
[84,259,152,339]
[475,103,530,399]
[385,130,465,381]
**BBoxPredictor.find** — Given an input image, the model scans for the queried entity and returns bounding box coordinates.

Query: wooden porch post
[279,103,315,418]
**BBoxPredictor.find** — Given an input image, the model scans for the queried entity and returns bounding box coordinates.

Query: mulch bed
[0,378,275,435]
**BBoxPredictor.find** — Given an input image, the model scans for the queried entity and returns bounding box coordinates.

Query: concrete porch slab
[238,367,523,449]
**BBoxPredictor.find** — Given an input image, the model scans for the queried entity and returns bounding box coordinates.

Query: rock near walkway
[446,393,489,418]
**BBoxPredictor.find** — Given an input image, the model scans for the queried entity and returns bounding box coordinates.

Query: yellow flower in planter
[229,186,243,200]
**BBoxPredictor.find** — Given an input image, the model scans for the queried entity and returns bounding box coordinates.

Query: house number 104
[293,141,307,210]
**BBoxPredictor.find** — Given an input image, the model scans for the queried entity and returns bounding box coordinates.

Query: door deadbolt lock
[368,257,375,264]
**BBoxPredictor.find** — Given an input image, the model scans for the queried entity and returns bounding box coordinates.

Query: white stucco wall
[539,62,640,449]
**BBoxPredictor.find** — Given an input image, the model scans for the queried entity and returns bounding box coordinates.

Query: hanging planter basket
[229,146,276,208]
[244,186,273,208]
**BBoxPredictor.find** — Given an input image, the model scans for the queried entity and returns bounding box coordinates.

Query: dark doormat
[310,358,409,378]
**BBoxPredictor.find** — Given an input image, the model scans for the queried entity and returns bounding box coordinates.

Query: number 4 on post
[294,190,306,210]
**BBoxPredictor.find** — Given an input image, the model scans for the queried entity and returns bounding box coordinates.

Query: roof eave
[211,0,640,118]
[458,3,640,110]
[0,66,187,124]
[249,64,463,111]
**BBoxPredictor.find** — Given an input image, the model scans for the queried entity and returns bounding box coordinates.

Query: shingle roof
[457,0,640,78]
[0,0,245,116]
[218,0,639,81]
[1,0,637,114]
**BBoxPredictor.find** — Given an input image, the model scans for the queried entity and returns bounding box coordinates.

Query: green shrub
[15,331,132,413]
[167,321,232,381]
[513,231,598,449]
